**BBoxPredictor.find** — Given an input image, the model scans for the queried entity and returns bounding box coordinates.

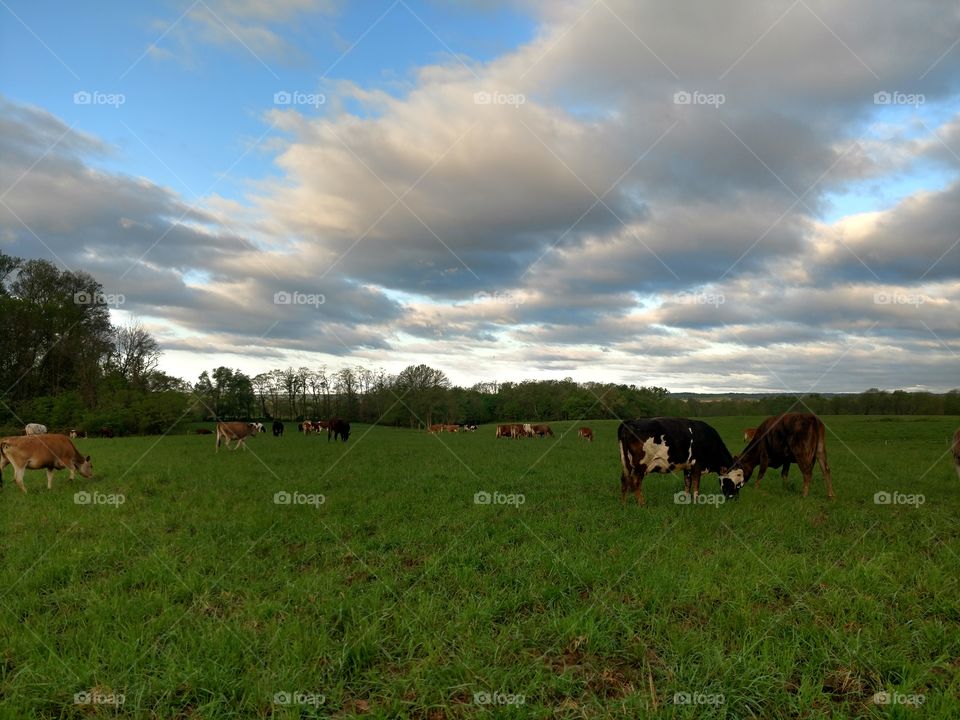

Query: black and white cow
[617,417,743,505]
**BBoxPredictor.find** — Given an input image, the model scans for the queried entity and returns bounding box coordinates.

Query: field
[1,416,959,718]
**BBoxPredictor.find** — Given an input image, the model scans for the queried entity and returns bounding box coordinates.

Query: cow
[444,424,460,433]
[98,427,114,438]
[428,424,443,433]
[215,421,264,452]
[25,423,47,435]
[743,427,757,442]
[721,413,834,498]
[464,424,478,432]
[302,420,314,435]
[522,423,533,437]
[327,418,350,442]
[618,417,739,506]
[69,429,87,439]
[0,434,93,492]
[952,428,960,480]
[272,420,284,437]
[578,427,593,442]
[496,424,511,438]
[531,424,554,438]
[511,424,527,439]
[195,428,213,435]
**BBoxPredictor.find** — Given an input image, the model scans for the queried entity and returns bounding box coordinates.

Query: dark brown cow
[98,426,114,438]
[578,427,593,442]
[722,413,834,498]
[531,424,554,438]
[953,428,960,480]
[0,434,93,492]
[327,418,350,442]
[195,428,213,435]
[496,424,511,438]
[215,421,263,451]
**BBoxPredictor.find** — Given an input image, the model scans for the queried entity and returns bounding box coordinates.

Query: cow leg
[14,465,26,493]
[780,462,790,486]
[690,468,702,501]
[683,471,692,497]
[47,468,55,489]
[801,467,812,497]
[815,440,834,499]
[755,460,769,488]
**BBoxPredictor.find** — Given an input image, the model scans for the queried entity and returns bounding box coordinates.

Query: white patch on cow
[619,440,629,475]
[640,436,673,472]
[721,468,745,488]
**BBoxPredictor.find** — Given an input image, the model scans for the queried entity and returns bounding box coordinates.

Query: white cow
[25,423,47,435]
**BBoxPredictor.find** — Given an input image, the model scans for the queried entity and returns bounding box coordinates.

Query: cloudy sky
[1,0,958,392]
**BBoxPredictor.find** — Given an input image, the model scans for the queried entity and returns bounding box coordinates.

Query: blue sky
[1,0,958,391]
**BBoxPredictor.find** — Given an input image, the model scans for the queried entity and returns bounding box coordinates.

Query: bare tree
[113,321,161,389]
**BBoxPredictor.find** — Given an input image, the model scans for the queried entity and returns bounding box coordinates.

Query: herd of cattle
[2,414,959,499]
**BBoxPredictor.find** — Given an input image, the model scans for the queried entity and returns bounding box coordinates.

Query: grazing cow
[215,421,264,452]
[952,428,960,480]
[464,424,478,432]
[68,429,87,439]
[98,427,114,438]
[618,417,738,506]
[743,427,757,442]
[522,423,533,437]
[0,434,92,492]
[327,418,350,442]
[721,413,833,498]
[578,427,593,442]
[444,424,460,433]
[496,424,511,438]
[531,424,554,438]
[272,420,284,437]
[302,420,314,435]
[25,423,47,435]
[195,428,213,435]
[428,424,443,433]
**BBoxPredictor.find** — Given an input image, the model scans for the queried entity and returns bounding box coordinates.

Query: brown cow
[953,428,960,480]
[578,427,593,442]
[721,413,834,498]
[215,421,264,451]
[496,424,511,438]
[0,434,93,492]
[444,424,460,433]
[428,424,443,433]
[743,427,757,442]
[531,424,554,438]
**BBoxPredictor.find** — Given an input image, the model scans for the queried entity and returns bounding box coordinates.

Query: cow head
[79,455,93,479]
[718,465,745,499]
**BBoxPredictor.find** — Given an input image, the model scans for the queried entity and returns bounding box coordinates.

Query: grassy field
[1,416,958,718]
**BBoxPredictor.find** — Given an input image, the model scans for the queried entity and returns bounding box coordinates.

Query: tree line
[2,249,957,436]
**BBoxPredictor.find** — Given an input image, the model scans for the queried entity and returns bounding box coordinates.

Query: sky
[0,0,958,393]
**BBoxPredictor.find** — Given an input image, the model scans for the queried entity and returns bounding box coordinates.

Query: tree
[112,321,161,390]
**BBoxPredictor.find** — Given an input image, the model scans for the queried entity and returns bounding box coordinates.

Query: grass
[1,416,959,718]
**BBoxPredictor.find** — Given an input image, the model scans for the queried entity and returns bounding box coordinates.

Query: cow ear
[85,455,91,461]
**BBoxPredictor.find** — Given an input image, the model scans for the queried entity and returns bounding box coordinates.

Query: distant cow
[0,434,92,492]
[98,427,114,438]
[428,424,443,433]
[302,420,314,434]
[444,424,460,433]
[743,427,757,442]
[721,413,833,498]
[531,424,554,438]
[464,424,478,432]
[69,429,87,439]
[578,427,593,442]
[24,423,47,435]
[952,428,960,480]
[522,423,533,437]
[496,424,511,438]
[195,428,213,435]
[618,417,739,505]
[215,421,264,452]
[327,418,350,442]
[272,420,284,437]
